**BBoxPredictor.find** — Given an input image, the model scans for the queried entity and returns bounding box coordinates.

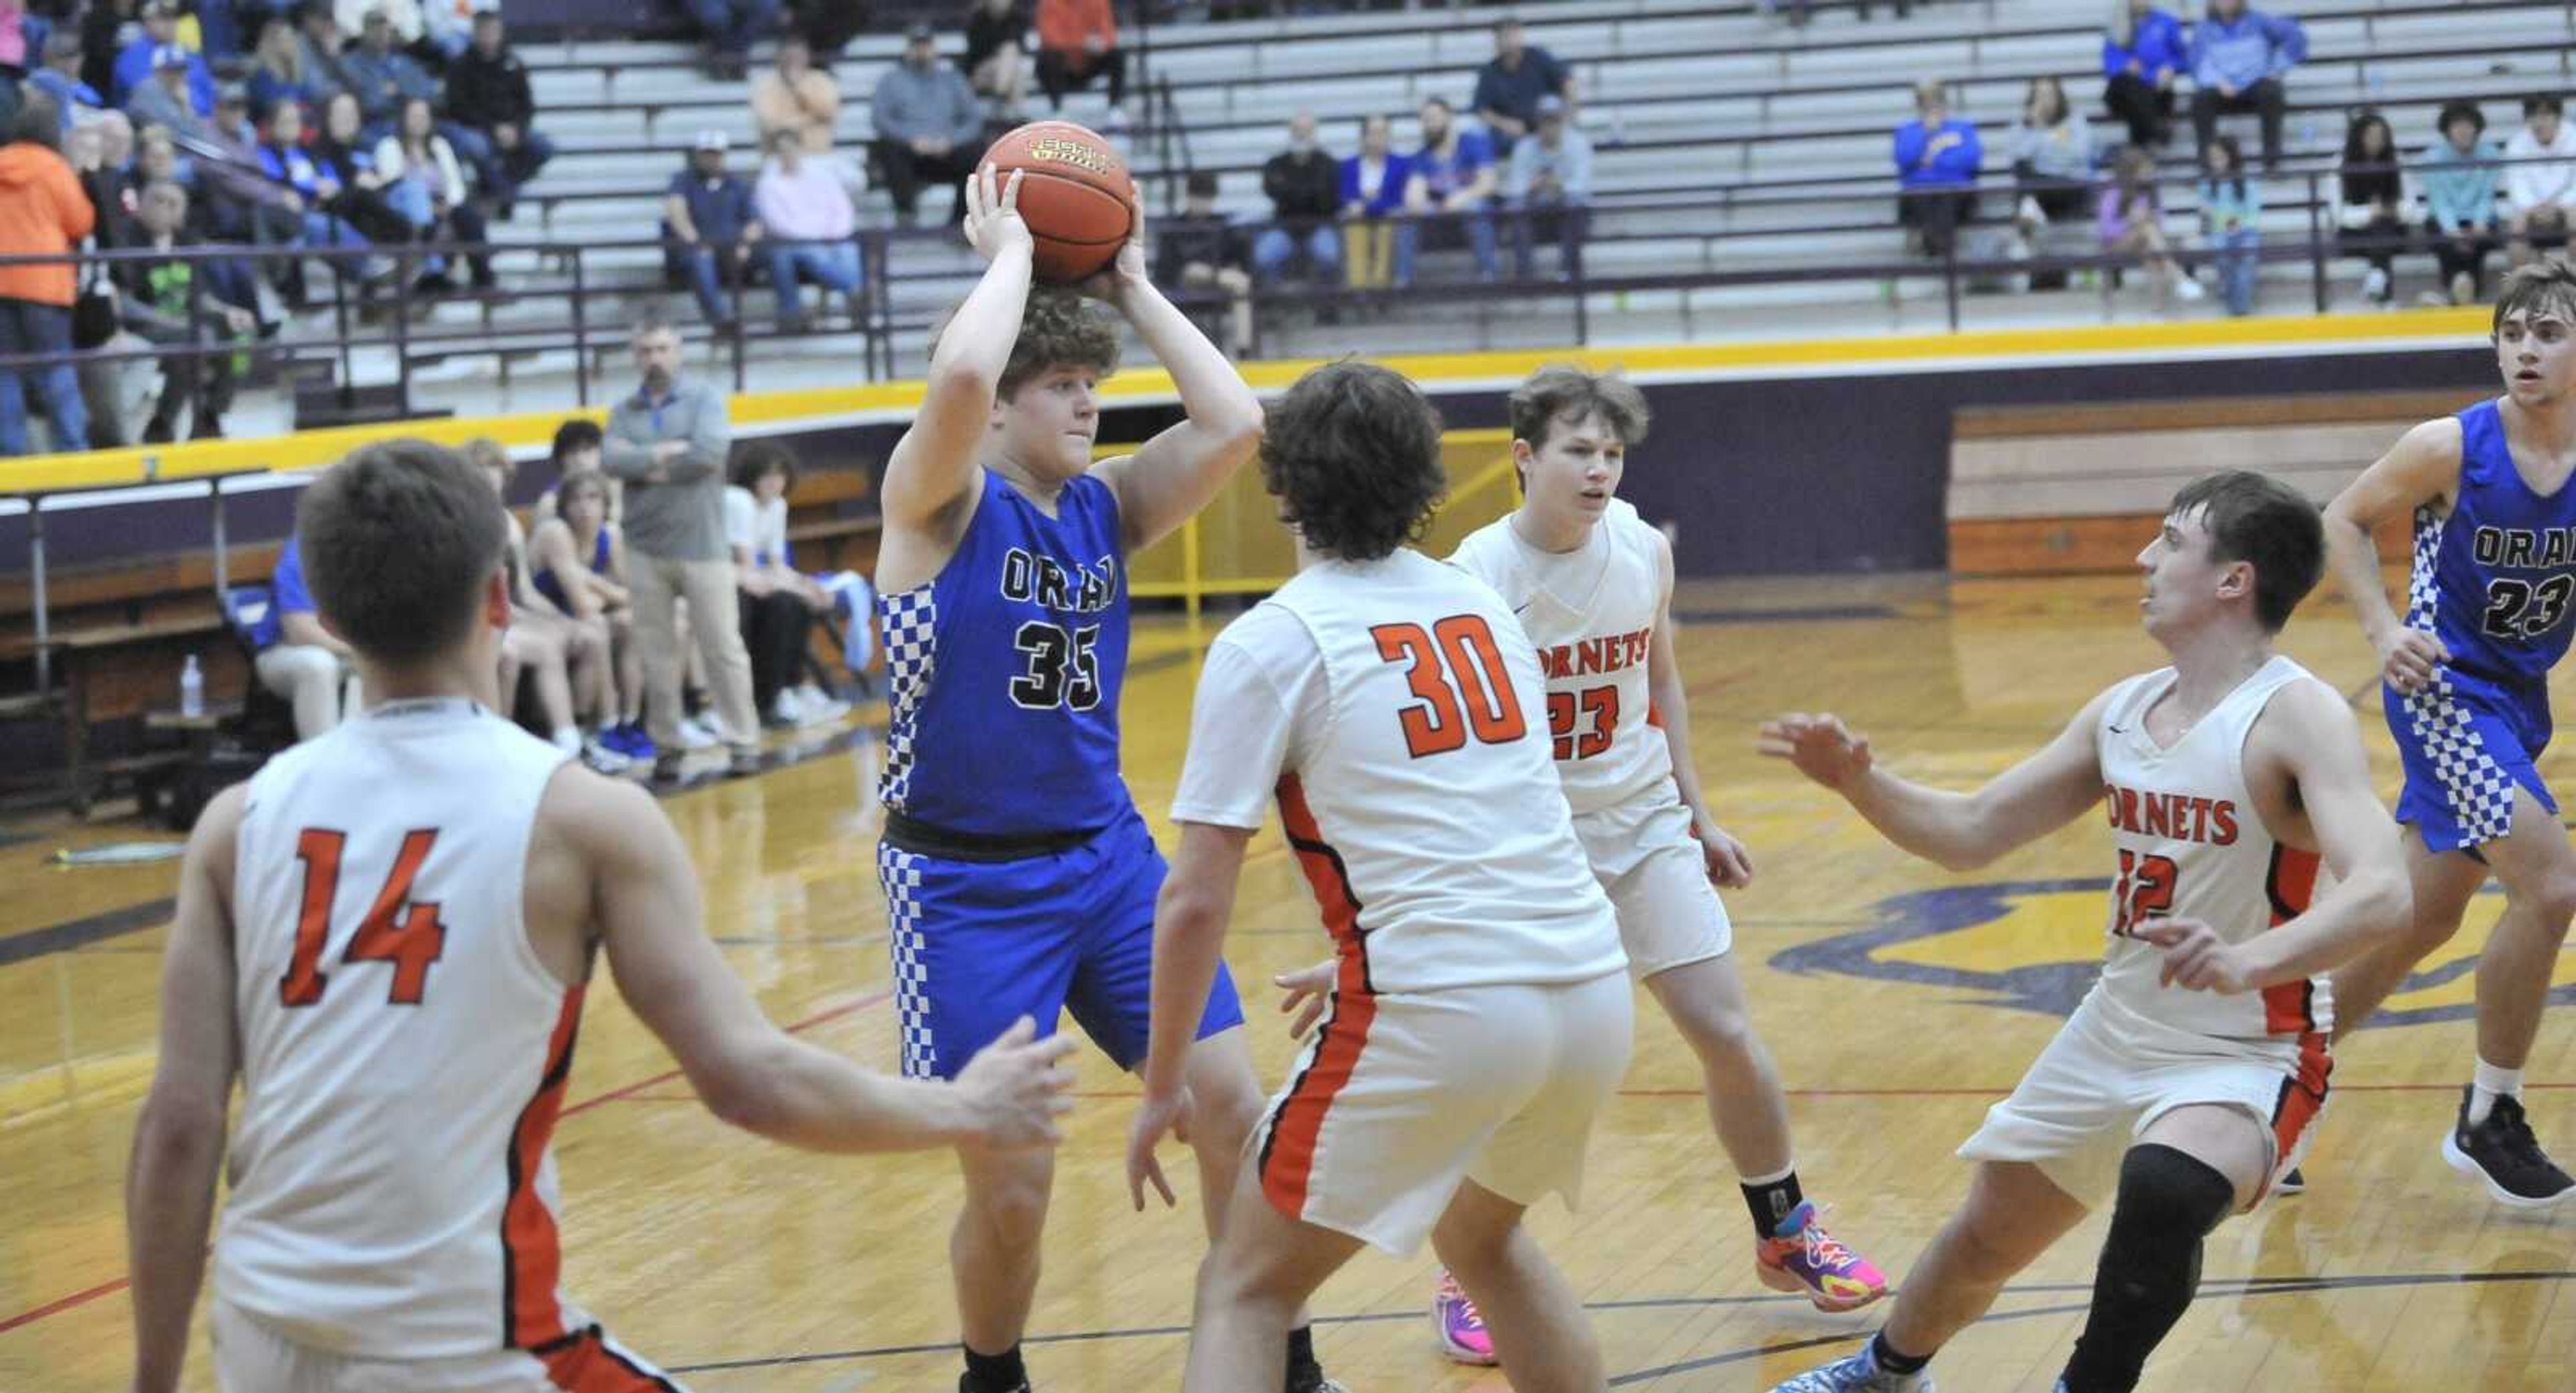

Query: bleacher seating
[79,0,2576,430]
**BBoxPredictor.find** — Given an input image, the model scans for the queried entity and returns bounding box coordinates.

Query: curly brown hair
[997,289,1122,401]
[1507,364,1651,451]
[1260,362,1447,562]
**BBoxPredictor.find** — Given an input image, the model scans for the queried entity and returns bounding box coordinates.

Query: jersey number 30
[2480,575,2576,639]
[280,828,448,1008]
[1373,615,1527,758]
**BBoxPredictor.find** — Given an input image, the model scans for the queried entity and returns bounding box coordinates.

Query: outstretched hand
[1756,713,1874,793]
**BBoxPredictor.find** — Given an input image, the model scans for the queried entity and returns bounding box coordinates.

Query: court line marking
[652,1268,2576,1378]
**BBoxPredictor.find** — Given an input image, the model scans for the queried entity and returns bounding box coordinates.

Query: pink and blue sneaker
[1432,1270,1497,1365]
[1756,1201,1888,1312]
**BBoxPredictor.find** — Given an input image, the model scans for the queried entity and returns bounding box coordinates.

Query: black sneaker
[2272,1166,2305,1196]
[957,1377,1029,1393]
[2443,1086,2576,1208]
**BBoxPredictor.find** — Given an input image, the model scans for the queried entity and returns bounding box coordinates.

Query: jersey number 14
[279,828,449,1008]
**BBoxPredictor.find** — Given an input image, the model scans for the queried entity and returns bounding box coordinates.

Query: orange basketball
[983,120,1135,284]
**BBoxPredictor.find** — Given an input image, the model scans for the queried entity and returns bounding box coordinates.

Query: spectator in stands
[531,466,651,760]
[248,16,315,117]
[754,127,862,331]
[375,93,490,292]
[74,111,135,245]
[2006,75,2092,282]
[725,442,847,727]
[445,11,549,218]
[126,44,217,142]
[534,415,614,523]
[961,0,1028,121]
[1155,168,1252,360]
[1472,17,1572,148]
[335,0,437,65]
[871,23,985,227]
[2188,0,2301,173]
[692,0,781,81]
[664,130,763,324]
[1254,112,1340,289]
[1505,93,1589,280]
[79,0,133,100]
[1339,111,1411,292]
[118,180,256,440]
[465,437,628,770]
[752,34,863,201]
[1894,79,1979,260]
[343,7,435,140]
[602,314,762,780]
[420,0,498,65]
[250,530,362,740]
[0,96,91,455]
[1407,95,1498,280]
[254,98,382,300]
[294,2,361,107]
[2102,0,2185,150]
[787,0,865,58]
[112,1,209,110]
[2099,144,2198,303]
[2504,94,2576,268]
[2335,111,2405,307]
[29,30,103,133]
[1034,0,1123,123]
[2422,99,2501,306]
[308,88,412,246]
[2198,134,2261,315]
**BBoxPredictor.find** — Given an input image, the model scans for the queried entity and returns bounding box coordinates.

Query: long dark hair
[2339,111,2400,206]
[2204,134,2248,201]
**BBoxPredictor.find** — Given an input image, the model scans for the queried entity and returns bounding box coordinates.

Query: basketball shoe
[1756,1201,1888,1312]
[1768,1347,1934,1392]
[2443,1086,2575,1208]
[1431,1271,1496,1365]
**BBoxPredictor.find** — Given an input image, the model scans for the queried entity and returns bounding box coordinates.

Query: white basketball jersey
[1261,550,1626,993]
[2092,656,2336,1041]
[215,698,587,1359]
[1450,501,1674,817]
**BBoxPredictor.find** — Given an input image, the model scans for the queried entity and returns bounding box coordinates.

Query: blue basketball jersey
[2408,399,2576,694]
[878,470,1134,837]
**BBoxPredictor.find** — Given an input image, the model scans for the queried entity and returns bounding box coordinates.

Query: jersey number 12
[2110,848,2179,939]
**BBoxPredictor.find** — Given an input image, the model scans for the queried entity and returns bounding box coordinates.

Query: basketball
[982,119,1135,284]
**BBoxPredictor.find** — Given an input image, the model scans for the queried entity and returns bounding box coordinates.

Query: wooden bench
[778,466,882,573]
[0,616,231,815]
[1945,389,2484,576]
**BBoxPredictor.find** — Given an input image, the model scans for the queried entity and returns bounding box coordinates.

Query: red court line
[0,988,894,1339]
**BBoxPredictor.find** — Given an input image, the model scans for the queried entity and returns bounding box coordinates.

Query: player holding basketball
[2315,260,2576,1207]
[126,441,1076,1393]
[1419,366,1886,1362]
[1760,471,2406,1393]
[872,166,1340,1393]
[1128,360,1634,1393]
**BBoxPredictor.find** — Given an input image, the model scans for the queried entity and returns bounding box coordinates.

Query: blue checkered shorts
[2386,667,2560,854]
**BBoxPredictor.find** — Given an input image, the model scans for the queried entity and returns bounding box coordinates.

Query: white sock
[2469,1058,2523,1125]
[551,727,582,754]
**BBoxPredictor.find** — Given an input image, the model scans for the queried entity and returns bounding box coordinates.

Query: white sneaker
[769,689,806,726]
[792,684,850,726]
[2363,266,2391,303]
[676,716,720,751]
[2175,276,2206,302]
[580,737,633,774]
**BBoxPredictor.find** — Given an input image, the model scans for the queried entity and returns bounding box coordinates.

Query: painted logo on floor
[1768,877,2576,1028]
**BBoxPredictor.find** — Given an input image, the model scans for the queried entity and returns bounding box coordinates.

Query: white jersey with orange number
[214,698,589,1359]
[2091,655,2339,1044]
[1170,548,1625,994]
[1449,500,1674,817]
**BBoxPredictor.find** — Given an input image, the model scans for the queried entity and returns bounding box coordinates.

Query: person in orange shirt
[0,95,95,455]
[1035,0,1125,123]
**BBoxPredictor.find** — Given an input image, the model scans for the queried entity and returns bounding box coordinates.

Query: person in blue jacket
[2191,0,2304,171]
[1894,79,1981,259]
[2103,0,2188,150]
[1338,111,1415,290]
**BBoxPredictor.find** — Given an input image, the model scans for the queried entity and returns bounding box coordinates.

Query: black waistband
[881,810,1106,863]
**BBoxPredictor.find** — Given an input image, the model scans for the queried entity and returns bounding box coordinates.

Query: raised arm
[127,785,246,1393]
[2147,682,2406,994]
[1759,688,2113,872]
[879,166,1032,550]
[1087,197,1266,554]
[2322,415,2463,694]
[1644,528,1751,886]
[551,770,1075,1153]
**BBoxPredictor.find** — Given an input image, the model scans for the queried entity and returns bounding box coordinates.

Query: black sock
[1870,1331,1931,1376]
[1741,1169,1807,1237]
[962,1343,1027,1392]
[1283,1323,1322,1393]
[2059,1143,2234,1393]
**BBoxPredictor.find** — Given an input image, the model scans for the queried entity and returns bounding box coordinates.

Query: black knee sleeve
[2059,1143,2235,1393]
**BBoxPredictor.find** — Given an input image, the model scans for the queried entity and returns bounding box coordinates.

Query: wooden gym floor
[1,571,2570,1392]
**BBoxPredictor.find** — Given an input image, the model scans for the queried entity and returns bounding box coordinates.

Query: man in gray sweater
[869,22,988,226]
[602,317,761,778]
